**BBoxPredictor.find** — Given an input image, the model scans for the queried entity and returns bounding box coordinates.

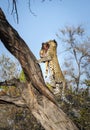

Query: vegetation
[19,70,26,82]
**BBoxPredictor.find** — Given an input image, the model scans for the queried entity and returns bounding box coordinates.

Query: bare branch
[11,0,19,23]
[28,0,37,16]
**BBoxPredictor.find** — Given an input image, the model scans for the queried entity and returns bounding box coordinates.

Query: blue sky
[0,0,90,69]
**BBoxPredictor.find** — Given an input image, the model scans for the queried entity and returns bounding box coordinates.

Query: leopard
[38,40,66,98]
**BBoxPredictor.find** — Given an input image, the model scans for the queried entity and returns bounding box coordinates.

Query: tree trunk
[0,8,78,130]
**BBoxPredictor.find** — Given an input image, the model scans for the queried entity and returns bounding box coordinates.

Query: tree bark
[0,8,78,130]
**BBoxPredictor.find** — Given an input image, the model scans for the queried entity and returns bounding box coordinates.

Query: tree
[0,54,20,81]
[57,26,90,91]
[0,8,78,130]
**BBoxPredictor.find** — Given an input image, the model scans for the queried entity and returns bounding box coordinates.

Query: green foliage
[19,70,26,82]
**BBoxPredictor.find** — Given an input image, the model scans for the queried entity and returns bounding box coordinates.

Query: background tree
[57,25,90,92]
[0,54,20,81]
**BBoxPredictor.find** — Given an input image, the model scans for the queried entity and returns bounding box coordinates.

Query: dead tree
[0,8,78,130]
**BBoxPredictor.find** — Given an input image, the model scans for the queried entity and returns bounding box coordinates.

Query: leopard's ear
[53,39,57,46]
[53,39,56,43]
